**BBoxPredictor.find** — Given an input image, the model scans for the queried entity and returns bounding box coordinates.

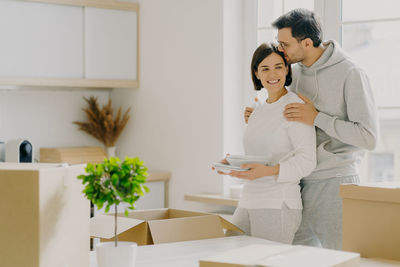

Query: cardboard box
[361,258,400,267]
[90,208,243,245]
[0,163,90,267]
[340,183,400,261]
[40,146,106,164]
[199,244,360,267]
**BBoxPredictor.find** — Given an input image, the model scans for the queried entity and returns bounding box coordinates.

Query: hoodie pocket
[315,140,337,171]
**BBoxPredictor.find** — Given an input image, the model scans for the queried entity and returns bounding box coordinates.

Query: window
[339,0,400,182]
[257,0,314,45]
[341,0,400,109]
[255,0,400,182]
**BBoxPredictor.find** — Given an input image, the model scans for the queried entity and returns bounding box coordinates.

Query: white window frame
[256,0,328,44]
[321,0,400,46]
[314,0,341,41]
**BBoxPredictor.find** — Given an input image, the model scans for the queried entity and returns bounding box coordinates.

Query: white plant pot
[106,146,117,158]
[96,242,137,267]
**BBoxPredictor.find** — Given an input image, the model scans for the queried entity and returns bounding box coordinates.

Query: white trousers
[227,203,302,244]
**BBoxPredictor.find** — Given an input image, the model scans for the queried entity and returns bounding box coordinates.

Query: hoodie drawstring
[294,70,319,103]
[295,74,300,94]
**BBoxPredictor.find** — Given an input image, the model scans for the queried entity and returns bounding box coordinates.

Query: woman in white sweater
[220,43,316,244]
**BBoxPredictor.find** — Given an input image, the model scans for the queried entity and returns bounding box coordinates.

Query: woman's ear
[285,65,289,75]
[255,71,260,80]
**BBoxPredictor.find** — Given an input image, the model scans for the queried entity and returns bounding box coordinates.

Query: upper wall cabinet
[85,7,137,81]
[0,0,139,89]
[0,1,83,79]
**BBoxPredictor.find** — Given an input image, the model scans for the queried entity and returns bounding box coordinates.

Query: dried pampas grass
[73,96,130,147]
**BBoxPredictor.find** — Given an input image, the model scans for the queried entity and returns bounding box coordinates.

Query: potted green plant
[78,156,149,267]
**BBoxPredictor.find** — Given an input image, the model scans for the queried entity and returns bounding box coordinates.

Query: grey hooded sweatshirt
[290,40,379,180]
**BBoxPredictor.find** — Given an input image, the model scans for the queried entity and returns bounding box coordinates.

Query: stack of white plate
[212,163,250,173]
[212,154,271,173]
[226,154,271,167]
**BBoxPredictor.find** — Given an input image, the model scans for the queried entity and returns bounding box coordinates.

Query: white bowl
[226,154,271,167]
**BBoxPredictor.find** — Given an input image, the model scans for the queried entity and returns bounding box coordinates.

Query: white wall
[111,0,226,210]
[0,88,109,161]
[222,0,245,197]
[223,0,245,158]
[222,0,258,196]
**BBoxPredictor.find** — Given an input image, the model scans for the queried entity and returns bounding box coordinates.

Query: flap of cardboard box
[200,244,292,267]
[219,217,243,233]
[123,208,169,220]
[200,244,360,267]
[148,215,225,244]
[256,245,360,267]
[168,209,243,233]
[168,208,213,218]
[340,183,400,203]
[90,214,144,239]
[364,258,400,266]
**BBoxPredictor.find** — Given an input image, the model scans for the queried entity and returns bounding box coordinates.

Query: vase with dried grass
[73,96,130,158]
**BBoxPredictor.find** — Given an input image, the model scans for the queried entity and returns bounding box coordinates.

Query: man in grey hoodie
[245,9,378,250]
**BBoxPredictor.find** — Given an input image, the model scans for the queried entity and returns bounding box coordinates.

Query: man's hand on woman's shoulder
[284,94,318,125]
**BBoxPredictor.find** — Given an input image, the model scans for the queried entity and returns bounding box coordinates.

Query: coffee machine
[5,139,34,163]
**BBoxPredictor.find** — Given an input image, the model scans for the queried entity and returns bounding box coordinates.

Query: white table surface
[89,236,400,267]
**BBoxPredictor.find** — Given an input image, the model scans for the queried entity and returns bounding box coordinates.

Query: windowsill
[184,193,239,207]
[378,107,400,121]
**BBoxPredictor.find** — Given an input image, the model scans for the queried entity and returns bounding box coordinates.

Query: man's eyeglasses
[277,41,288,49]
[275,37,306,49]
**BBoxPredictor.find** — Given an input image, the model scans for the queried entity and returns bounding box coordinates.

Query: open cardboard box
[199,244,360,267]
[90,208,243,245]
[340,183,400,261]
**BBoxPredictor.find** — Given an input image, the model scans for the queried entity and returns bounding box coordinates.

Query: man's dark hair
[272,8,322,47]
[251,43,292,91]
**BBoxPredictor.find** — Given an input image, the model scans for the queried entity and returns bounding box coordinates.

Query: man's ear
[303,38,314,48]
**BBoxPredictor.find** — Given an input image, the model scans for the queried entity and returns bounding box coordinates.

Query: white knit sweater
[239,91,316,210]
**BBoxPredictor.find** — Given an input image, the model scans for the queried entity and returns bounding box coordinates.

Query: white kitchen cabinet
[0,0,139,89]
[135,181,165,209]
[85,7,138,81]
[0,0,83,78]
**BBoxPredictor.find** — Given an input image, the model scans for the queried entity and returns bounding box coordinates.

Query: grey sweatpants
[227,204,302,244]
[292,175,359,250]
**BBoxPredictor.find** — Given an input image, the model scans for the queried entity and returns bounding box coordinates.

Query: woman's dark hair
[272,8,322,47]
[251,43,292,91]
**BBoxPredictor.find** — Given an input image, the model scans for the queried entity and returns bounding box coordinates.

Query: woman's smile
[267,79,280,85]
